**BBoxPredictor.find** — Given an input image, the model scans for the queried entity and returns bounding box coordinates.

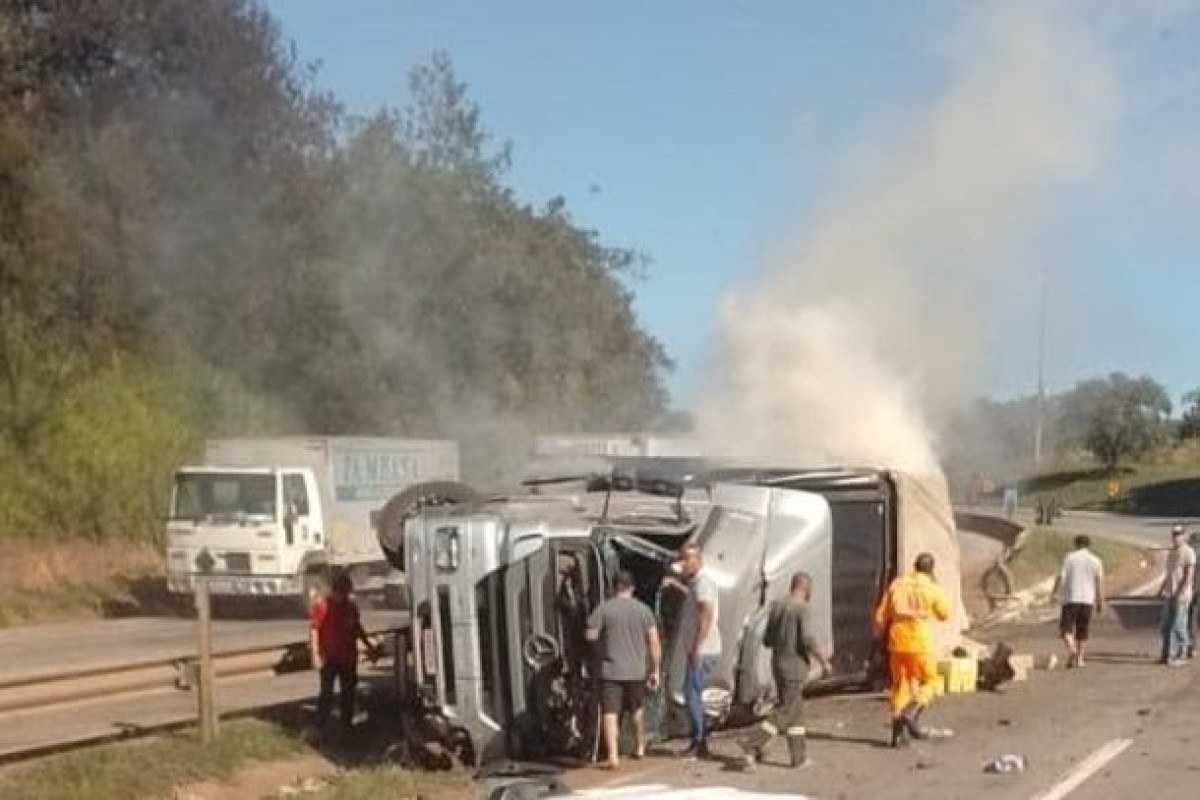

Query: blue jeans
[684,655,717,746]
[1160,598,1191,661]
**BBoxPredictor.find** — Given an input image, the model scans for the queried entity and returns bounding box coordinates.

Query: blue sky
[265,1,1200,412]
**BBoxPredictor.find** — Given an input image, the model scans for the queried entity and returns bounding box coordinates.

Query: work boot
[902,703,928,740]
[785,728,808,768]
[890,718,910,749]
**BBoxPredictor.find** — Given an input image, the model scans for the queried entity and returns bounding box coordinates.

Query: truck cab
[165,466,327,606]
[388,465,964,768]
[392,479,836,766]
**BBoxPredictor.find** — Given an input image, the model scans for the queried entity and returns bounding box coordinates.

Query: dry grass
[0,536,167,628]
[0,719,305,800]
[295,766,473,800]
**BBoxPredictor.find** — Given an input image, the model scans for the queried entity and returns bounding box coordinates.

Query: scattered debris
[1008,654,1035,682]
[1036,653,1059,670]
[983,754,1028,774]
[977,643,1016,690]
[997,719,1012,727]
[1137,708,1152,717]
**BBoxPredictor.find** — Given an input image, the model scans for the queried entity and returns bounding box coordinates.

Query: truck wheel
[981,563,1014,607]
[377,480,480,570]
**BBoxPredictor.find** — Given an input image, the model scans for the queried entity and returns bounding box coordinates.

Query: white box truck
[165,437,459,611]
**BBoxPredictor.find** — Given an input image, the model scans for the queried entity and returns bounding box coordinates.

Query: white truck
[165,437,459,611]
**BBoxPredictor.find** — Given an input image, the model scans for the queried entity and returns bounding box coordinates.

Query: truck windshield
[173,473,277,521]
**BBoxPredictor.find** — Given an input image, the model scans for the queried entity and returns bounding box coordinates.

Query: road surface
[564,600,1200,799]
[0,610,406,686]
[960,504,1200,550]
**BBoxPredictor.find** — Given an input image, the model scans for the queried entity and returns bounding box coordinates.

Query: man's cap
[1172,524,1186,536]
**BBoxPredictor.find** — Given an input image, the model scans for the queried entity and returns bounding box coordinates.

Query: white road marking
[1030,737,1134,800]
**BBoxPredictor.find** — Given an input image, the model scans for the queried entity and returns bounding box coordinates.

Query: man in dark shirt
[740,572,833,771]
[586,570,662,769]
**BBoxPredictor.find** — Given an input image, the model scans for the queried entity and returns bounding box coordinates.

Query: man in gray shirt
[587,569,662,769]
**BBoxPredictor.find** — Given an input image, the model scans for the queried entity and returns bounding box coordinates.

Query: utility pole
[1033,264,1048,466]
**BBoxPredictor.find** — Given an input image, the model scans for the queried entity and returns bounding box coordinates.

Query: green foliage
[1059,372,1172,470]
[0,719,305,800]
[1179,389,1200,441]
[1007,526,1132,589]
[0,4,671,538]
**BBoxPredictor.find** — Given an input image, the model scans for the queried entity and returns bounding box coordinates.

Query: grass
[1010,445,1200,513]
[293,766,472,800]
[0,719,306,800]
[0,536,167,628]
[1007,526,1135,589]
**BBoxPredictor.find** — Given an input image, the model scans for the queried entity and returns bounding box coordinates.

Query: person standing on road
[873,552,951,748]
[661,543,721,761]
[1190,531,1200,660]
[1159,525,1196,666]
[309,572,378,731]
[586,569,662,770]
[739,572,834,772]
[1051,535,1105,668]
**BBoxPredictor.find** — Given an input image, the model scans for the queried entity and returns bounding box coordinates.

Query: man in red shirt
[309,573,378,730]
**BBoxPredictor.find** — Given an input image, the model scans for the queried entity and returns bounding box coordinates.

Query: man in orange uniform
[873,552,951,748]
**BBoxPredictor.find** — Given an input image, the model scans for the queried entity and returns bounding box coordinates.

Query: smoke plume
[697,4,1120,472]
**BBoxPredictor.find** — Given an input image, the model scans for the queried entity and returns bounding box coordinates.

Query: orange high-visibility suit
[873,571,951,717]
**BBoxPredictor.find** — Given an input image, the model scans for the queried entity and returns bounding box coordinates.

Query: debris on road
[983,754,1028,774]
[1008,653,1036,681]
[977,642,1016,690]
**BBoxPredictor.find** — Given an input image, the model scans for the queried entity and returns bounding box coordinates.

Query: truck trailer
[165,437,459,612]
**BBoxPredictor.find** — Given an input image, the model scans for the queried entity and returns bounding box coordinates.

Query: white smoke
[697,3,1121,472]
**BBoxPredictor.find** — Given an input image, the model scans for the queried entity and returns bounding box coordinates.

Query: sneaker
[1167,659,1187,668]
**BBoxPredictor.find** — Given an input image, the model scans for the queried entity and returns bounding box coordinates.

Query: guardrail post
[195,577,219,742]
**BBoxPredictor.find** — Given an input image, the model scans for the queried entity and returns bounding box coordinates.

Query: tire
[377,480,480,570]
[981,563,1015,606]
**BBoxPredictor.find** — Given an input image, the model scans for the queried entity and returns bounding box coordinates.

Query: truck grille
[223,552,251,573]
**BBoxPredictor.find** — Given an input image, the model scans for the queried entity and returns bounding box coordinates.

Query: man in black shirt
[740,572,833,771]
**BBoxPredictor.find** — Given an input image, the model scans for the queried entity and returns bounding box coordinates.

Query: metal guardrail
[0,619,407,762]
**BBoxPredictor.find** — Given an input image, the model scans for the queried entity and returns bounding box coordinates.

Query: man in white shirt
[662,542,721,761]
[1160,525,1196,666]
[1051,535,1104,668]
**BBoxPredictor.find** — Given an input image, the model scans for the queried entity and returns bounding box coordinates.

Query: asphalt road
[0,609,407,686]
[961,504,1200,550]
[566,601,1200,799]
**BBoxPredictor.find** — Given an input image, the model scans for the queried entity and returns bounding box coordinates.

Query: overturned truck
[375,465,966,766]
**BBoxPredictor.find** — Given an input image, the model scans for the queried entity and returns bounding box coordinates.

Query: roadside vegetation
[0,537,165,628]
[290,766,472,800]
[0,719,305,800]
[947,375,1200,515]
[1006,526,1137,590]
[0,2,674,554]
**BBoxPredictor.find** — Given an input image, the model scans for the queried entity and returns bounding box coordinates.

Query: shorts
[1060,603,1094,641]
[601,680,646,715]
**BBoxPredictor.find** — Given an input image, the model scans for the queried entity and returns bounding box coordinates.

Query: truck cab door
[282,472,320,548]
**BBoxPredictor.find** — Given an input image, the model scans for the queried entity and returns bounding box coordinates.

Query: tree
[0,3,673,534]
[1060,373,1172,470]
[1180,389,1200,442]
